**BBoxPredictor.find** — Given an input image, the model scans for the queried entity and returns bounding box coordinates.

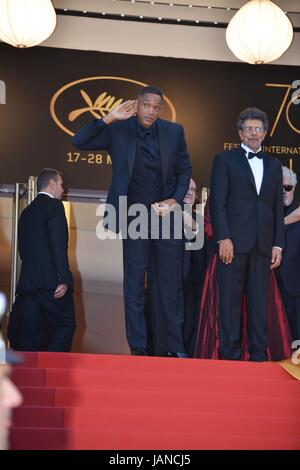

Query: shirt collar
[37,191,54,198]
[137,121,157,138]
[241,142,262,157]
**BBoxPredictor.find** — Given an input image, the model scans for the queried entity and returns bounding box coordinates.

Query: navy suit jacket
[17,194,73,292]
[210,147,284,256]
[278,201,300,296]
[72,116,192,232]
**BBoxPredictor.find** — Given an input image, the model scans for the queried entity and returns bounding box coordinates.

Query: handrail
[27,176,37,204]
[9,183,20,311]
[8,176,37,311]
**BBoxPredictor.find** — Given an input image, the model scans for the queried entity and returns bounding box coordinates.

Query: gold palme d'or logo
[50,77,177,136]
[69,90,123,122]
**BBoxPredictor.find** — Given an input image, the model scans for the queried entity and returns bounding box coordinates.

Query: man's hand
[103,100,137,125]
[54,283,68,299]
[152,199,177,217]
[270,247,282,269]
[219,239,234,264]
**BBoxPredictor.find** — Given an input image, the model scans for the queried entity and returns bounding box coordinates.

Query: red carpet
[10,352,300,450]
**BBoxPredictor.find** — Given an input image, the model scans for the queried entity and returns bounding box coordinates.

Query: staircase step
[39,368,299,396]
[10,426,300,450]
[10,428,74,450]
[50,381,300,407]
[12,368,45,386]
[16,352,38,368]
[19,386,55,406]
[12,405,300,439]
[15,387,300,417]
[33,352,292,380]
[74,427,300,450]
[13,406,64,428]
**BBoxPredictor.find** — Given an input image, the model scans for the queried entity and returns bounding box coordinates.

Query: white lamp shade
[226,0,294,64]
[0,0,56,48]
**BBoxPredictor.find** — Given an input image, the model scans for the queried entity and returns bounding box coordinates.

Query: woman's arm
[284,205,300,225]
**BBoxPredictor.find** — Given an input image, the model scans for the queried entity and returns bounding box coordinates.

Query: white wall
[68,201,128,353]
[0,197,130,354]
[42,15,300,66]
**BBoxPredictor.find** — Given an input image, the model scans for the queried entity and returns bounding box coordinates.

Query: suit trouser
[217,242,270,360]
[278,286,300,343]
[182,262,204,357]
[123,234,185,353]
[17,289,76,352]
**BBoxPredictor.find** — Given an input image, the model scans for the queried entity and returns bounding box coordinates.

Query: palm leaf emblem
[69,90,123,121]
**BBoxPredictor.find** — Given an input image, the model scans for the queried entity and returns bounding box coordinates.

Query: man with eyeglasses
[210,107,284,361]
[276,166,300,343]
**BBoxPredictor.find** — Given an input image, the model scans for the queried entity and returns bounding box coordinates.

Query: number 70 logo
[266,80,300,136]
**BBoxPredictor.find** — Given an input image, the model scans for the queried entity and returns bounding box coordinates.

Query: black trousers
[11,289,76,352]
[123,233,185,354]
[217,242,270,361]
[277,282,300,343]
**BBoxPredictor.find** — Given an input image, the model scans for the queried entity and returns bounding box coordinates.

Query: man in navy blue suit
[277,166,300,343]
[210,108,284,361]
[72,86,192,356]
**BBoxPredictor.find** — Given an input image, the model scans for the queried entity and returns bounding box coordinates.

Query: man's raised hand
[103,100,137,125]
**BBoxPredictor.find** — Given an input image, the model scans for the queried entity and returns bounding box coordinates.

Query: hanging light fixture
[226,0,293,64]
[0,0,56,48]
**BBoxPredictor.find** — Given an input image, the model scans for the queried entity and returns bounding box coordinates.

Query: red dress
[194,204,292,360]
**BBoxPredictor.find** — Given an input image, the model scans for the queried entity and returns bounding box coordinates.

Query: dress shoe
[165,352,188,358]
[221,348,242,361]
[131,348,148,356]
[249,353,267,362]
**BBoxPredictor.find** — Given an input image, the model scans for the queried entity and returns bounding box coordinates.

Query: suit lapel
[126,117,137,179]
[259,153,270,195]
[237,147,257,192]
[157,119,170,185]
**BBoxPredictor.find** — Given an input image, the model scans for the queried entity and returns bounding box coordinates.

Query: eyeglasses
[283,185,294,192]
[242,126,264,134]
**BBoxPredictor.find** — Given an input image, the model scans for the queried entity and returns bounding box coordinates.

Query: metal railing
[9,176,37,311]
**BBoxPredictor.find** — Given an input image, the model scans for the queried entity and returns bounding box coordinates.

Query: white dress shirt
[37,191,54,198]
[241,142,263,195]
[240,143,282,252]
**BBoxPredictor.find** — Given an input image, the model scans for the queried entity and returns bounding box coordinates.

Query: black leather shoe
[131,348,148,356]
[165,352,188,358]
[249,353,267,362]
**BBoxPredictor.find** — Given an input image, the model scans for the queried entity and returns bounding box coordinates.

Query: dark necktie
[248,151,263,159]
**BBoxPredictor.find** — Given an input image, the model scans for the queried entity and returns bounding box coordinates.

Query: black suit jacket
[210,147,284,256]
[72,117,192,232]
[17,194,73,293]
[278,201,300,296]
